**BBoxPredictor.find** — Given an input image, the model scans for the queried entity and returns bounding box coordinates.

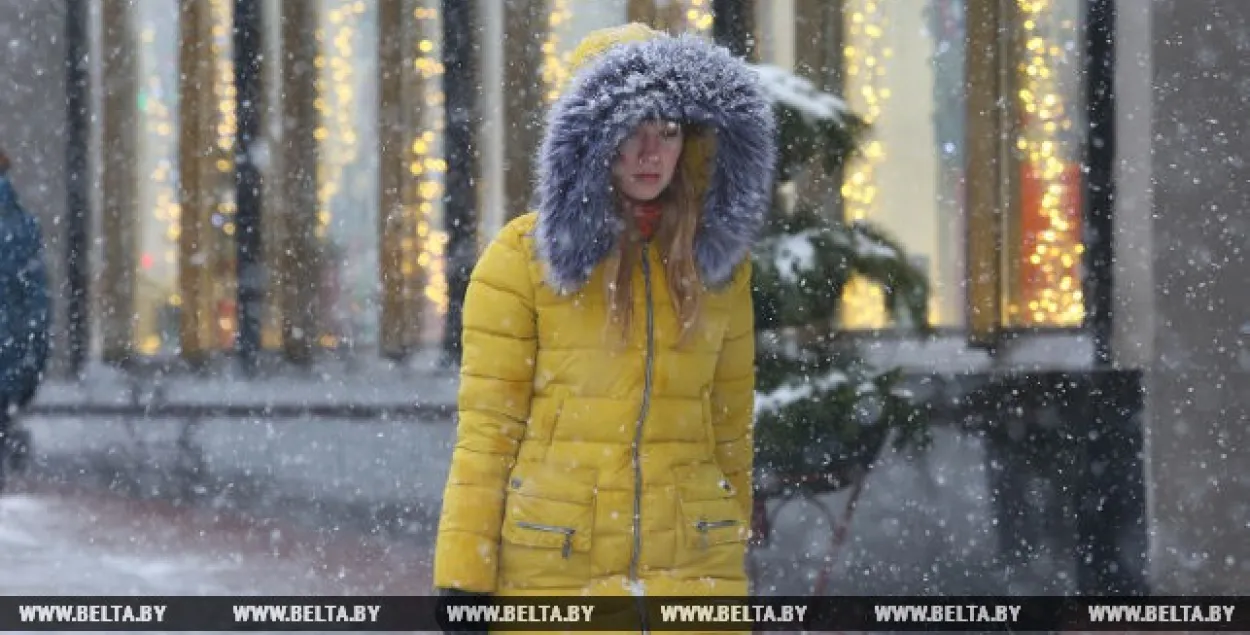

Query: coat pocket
[672,462,748,553]
[498,462,597,590]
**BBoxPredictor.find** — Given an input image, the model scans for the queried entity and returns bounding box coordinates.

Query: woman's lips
[634,174,660,182]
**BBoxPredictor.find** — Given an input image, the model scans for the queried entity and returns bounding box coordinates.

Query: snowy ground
[751,429,1078,597]
[3,413,1094,635]
[0,479,436,633]
[0,480,432,595]
[20,414,458,541]
[17,411,1078,599]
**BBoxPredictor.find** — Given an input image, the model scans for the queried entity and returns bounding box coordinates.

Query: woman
[432,23,776,605]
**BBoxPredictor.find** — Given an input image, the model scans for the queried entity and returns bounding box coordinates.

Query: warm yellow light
[541,0,572,103]
[683,0,713,35]
[840,0,890,328]
[1011,0,1083,326]
[145,52,181,325]
[412,1,448,316]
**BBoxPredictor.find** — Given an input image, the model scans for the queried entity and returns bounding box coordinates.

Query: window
[1004,0,1085,328]
[839,0,969,329]
[133,4,182,358]
[793,0,1089,333]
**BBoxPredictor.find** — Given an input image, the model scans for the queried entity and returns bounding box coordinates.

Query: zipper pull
[695,519,736,550]
[562,532,573,559]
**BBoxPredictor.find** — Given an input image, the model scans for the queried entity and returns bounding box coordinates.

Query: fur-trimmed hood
[535,31,777,295]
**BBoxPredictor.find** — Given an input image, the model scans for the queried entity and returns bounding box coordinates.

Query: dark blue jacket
[0,174,50,409]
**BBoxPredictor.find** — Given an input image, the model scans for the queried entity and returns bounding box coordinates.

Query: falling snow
[0,0,1244,610]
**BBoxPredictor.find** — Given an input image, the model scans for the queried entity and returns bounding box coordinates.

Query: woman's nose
[636,133,662,164]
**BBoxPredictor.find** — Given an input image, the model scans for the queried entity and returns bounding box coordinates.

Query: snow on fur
[534,34,777,294]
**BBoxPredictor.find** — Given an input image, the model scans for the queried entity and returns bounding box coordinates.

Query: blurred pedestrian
[432,22,776,630]
[0,150,51,491]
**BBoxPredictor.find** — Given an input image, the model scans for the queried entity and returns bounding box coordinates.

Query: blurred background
[0,0,1246,603]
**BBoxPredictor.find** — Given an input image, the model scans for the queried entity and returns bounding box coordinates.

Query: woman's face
[612,120,684,202]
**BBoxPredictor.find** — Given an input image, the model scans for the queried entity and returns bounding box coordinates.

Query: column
[502,0,545,221]
[233,0,265,370]
[100,0,139,363]
[177,0,215,365]
[277,0,320,365]
[712,0,755,58]
[377,0,421,359]
[793,0,843,216]
[626,0,657,24]
[962,0,1016,347]
[439,0,480,364]
[261,0,285,351]
[65,0,91,375]
[1141,0,1250,594]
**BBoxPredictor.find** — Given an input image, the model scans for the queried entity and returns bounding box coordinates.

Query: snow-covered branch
[751,64,852,125]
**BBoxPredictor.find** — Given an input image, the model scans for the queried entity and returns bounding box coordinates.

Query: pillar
[377,0,421,359]
[793,0,843,216]
[627,0,657,25]
[261,0,285,351]
[233,0,265,371]
[177,0,216,366]
[1137,0,1250,593]
[962,0,1017,348]
[100,0,139,364]
[439,0,480,365]
[65,0,91,375]
[712,0,755,59]
[277,0,320,365]
[502,0,545,221]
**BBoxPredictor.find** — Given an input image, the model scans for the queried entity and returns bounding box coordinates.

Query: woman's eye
[661,122,682,138]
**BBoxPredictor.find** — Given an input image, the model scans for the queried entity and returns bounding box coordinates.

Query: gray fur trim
[535,33,777,294]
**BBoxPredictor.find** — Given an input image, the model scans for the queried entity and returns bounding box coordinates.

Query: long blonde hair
[603,128,714,348]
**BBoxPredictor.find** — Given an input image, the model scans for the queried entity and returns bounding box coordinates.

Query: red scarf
[632,202,662,240]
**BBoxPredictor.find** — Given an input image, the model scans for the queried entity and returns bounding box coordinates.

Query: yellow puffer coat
[432,24,776,604]
[435,212,755,596]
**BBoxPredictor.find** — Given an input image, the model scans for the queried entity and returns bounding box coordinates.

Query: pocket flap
[501,463,597,554]
[672,462,745,550]
[507,462,597,504]
[672,462,738,502]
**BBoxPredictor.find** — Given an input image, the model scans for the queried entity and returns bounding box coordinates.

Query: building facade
[3,0,1248,593]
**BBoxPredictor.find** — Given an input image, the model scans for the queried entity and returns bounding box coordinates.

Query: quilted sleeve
[711,261,756,518]
[432,218,537,593]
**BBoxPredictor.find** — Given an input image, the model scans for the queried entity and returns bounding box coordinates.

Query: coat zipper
[694,519,739,550]
[515,521,576,559]
[629,242,656,633]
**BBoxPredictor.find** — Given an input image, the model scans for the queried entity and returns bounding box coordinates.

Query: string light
[138,23,180,356]
[1013,0,1083,326]
[539,0,571,102]
[839,0,891,329]
[684,0,714,35]
[208,0,237,345]
[209,0,236,223]
[414,1,448,317]
[316,0,365,245]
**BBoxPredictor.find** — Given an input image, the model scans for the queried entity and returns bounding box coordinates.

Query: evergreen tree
[749,65,933,501]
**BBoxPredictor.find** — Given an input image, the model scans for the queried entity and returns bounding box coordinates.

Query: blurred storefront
[5,0,1248,597]
[95,0,450,366]
[82,0,1096,369]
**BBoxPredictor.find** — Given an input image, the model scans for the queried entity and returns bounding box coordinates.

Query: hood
[535,32,777,295]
